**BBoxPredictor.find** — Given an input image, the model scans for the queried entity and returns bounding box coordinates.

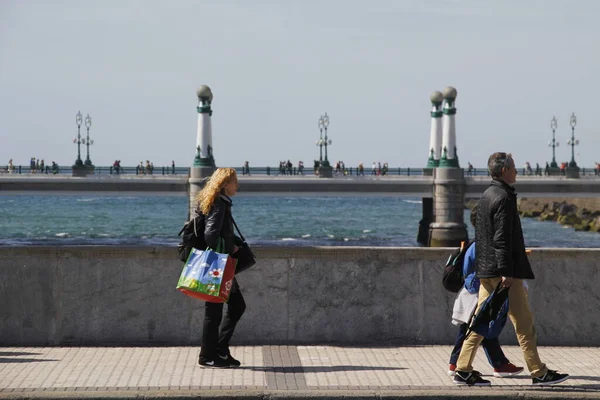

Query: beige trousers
[456,277,547,378]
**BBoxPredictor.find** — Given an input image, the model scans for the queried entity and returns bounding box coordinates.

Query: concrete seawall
[1,246,598,346]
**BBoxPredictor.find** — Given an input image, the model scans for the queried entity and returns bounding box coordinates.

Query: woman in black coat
[195,167,245,368]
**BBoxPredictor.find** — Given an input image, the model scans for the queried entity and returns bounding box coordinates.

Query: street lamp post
[565,112,580,178]
[317,116,324,163]
[322,113,331,167]
[73,111,84,167]
[83,114,94,166]
[549,116,559,168]
[315,113,333,178]
[567,112,579,168]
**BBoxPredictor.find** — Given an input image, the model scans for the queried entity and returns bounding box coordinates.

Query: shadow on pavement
[241,366,406,372]
[0,352,42,357]
[0,358,58,363]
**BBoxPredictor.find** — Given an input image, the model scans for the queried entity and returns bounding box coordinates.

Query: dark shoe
[532,370,569,386]
[199,357,230,368]
[217,352,241,367]
[493,362,524,377]
[453,370,491,386]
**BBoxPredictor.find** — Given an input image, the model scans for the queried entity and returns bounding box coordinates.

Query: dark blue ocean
[0,194,598,247]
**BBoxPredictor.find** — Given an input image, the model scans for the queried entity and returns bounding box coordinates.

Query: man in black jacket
[453,152,569,387]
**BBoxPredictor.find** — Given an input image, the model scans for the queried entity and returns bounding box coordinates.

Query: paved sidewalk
[1,346,599,399]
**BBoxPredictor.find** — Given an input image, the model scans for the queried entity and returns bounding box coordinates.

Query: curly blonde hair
[195,168,238,215]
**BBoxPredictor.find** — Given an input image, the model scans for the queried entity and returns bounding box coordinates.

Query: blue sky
[1,0,599,169]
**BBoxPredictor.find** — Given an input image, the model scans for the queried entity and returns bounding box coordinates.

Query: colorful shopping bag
[176,245,237,303]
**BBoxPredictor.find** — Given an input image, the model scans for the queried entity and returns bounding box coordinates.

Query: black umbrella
[467,282,509,339]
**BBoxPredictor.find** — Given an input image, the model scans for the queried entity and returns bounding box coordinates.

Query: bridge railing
[2,165,599,177]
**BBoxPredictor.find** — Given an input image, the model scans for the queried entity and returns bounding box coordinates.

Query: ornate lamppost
[565,112,580,178]
[549,116,559,168]
[315,113,333,178]
[567,112,579,167]
[316,116,324,164]
[83,114,94,166]
[73,111,84,167]
[322,113,332,167]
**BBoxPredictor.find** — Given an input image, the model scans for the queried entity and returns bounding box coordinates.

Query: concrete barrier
[1,246,598,346]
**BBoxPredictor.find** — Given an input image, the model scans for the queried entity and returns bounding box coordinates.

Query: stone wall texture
[1,246,598,346]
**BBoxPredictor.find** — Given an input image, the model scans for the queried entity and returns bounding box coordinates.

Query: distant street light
[548,116,559,168]
[319,113,332,167]
[73,111,84,167]
[83,114,94,166]
[316,116,324,164]
[315,113,333,178]
[567,112,579,168]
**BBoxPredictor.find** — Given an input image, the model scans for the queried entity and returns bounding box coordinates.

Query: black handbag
[229,213,256,274]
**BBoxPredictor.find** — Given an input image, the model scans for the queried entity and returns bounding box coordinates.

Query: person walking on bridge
[453,152,569,387]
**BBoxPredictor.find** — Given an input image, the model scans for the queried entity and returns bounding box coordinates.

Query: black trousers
[200,278,246,361]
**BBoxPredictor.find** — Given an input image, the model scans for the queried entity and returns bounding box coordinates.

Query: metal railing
[2,165,599,177]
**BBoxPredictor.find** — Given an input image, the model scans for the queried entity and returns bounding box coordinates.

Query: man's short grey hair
[488,152,513,179]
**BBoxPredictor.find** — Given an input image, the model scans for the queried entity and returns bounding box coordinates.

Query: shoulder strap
[178,214,203,237]
[226,211,246,242]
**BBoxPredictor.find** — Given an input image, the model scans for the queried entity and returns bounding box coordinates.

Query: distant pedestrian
[172,160,175,175]
[452,152,569,386]
[371,162,376,175]
[8,159,13,174]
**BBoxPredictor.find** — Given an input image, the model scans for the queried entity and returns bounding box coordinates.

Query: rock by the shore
[523,198,600,232]
[465,197,600,234]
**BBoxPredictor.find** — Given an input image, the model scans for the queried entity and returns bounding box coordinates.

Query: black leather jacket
[475,180,534,279]
[204,194,240,254]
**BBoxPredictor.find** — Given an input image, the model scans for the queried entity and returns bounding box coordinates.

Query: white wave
[403,199,422,204]
[281,238,297,241]
[344,238,350,241]
[363,229,372,233]
[77,198,99,202]
[55,232,70,238]
[301,234,311,238]
[327,234,335,238]
[97,233,111,237]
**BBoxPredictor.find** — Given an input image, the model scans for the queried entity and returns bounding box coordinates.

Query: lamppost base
[318,165,333,178]
[566,166,580,179]
[72,165,95,177]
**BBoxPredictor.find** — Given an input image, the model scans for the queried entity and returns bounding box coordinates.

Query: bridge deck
[1,175,599,197]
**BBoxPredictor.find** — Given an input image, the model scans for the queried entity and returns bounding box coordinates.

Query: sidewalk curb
[1,389,599,400]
